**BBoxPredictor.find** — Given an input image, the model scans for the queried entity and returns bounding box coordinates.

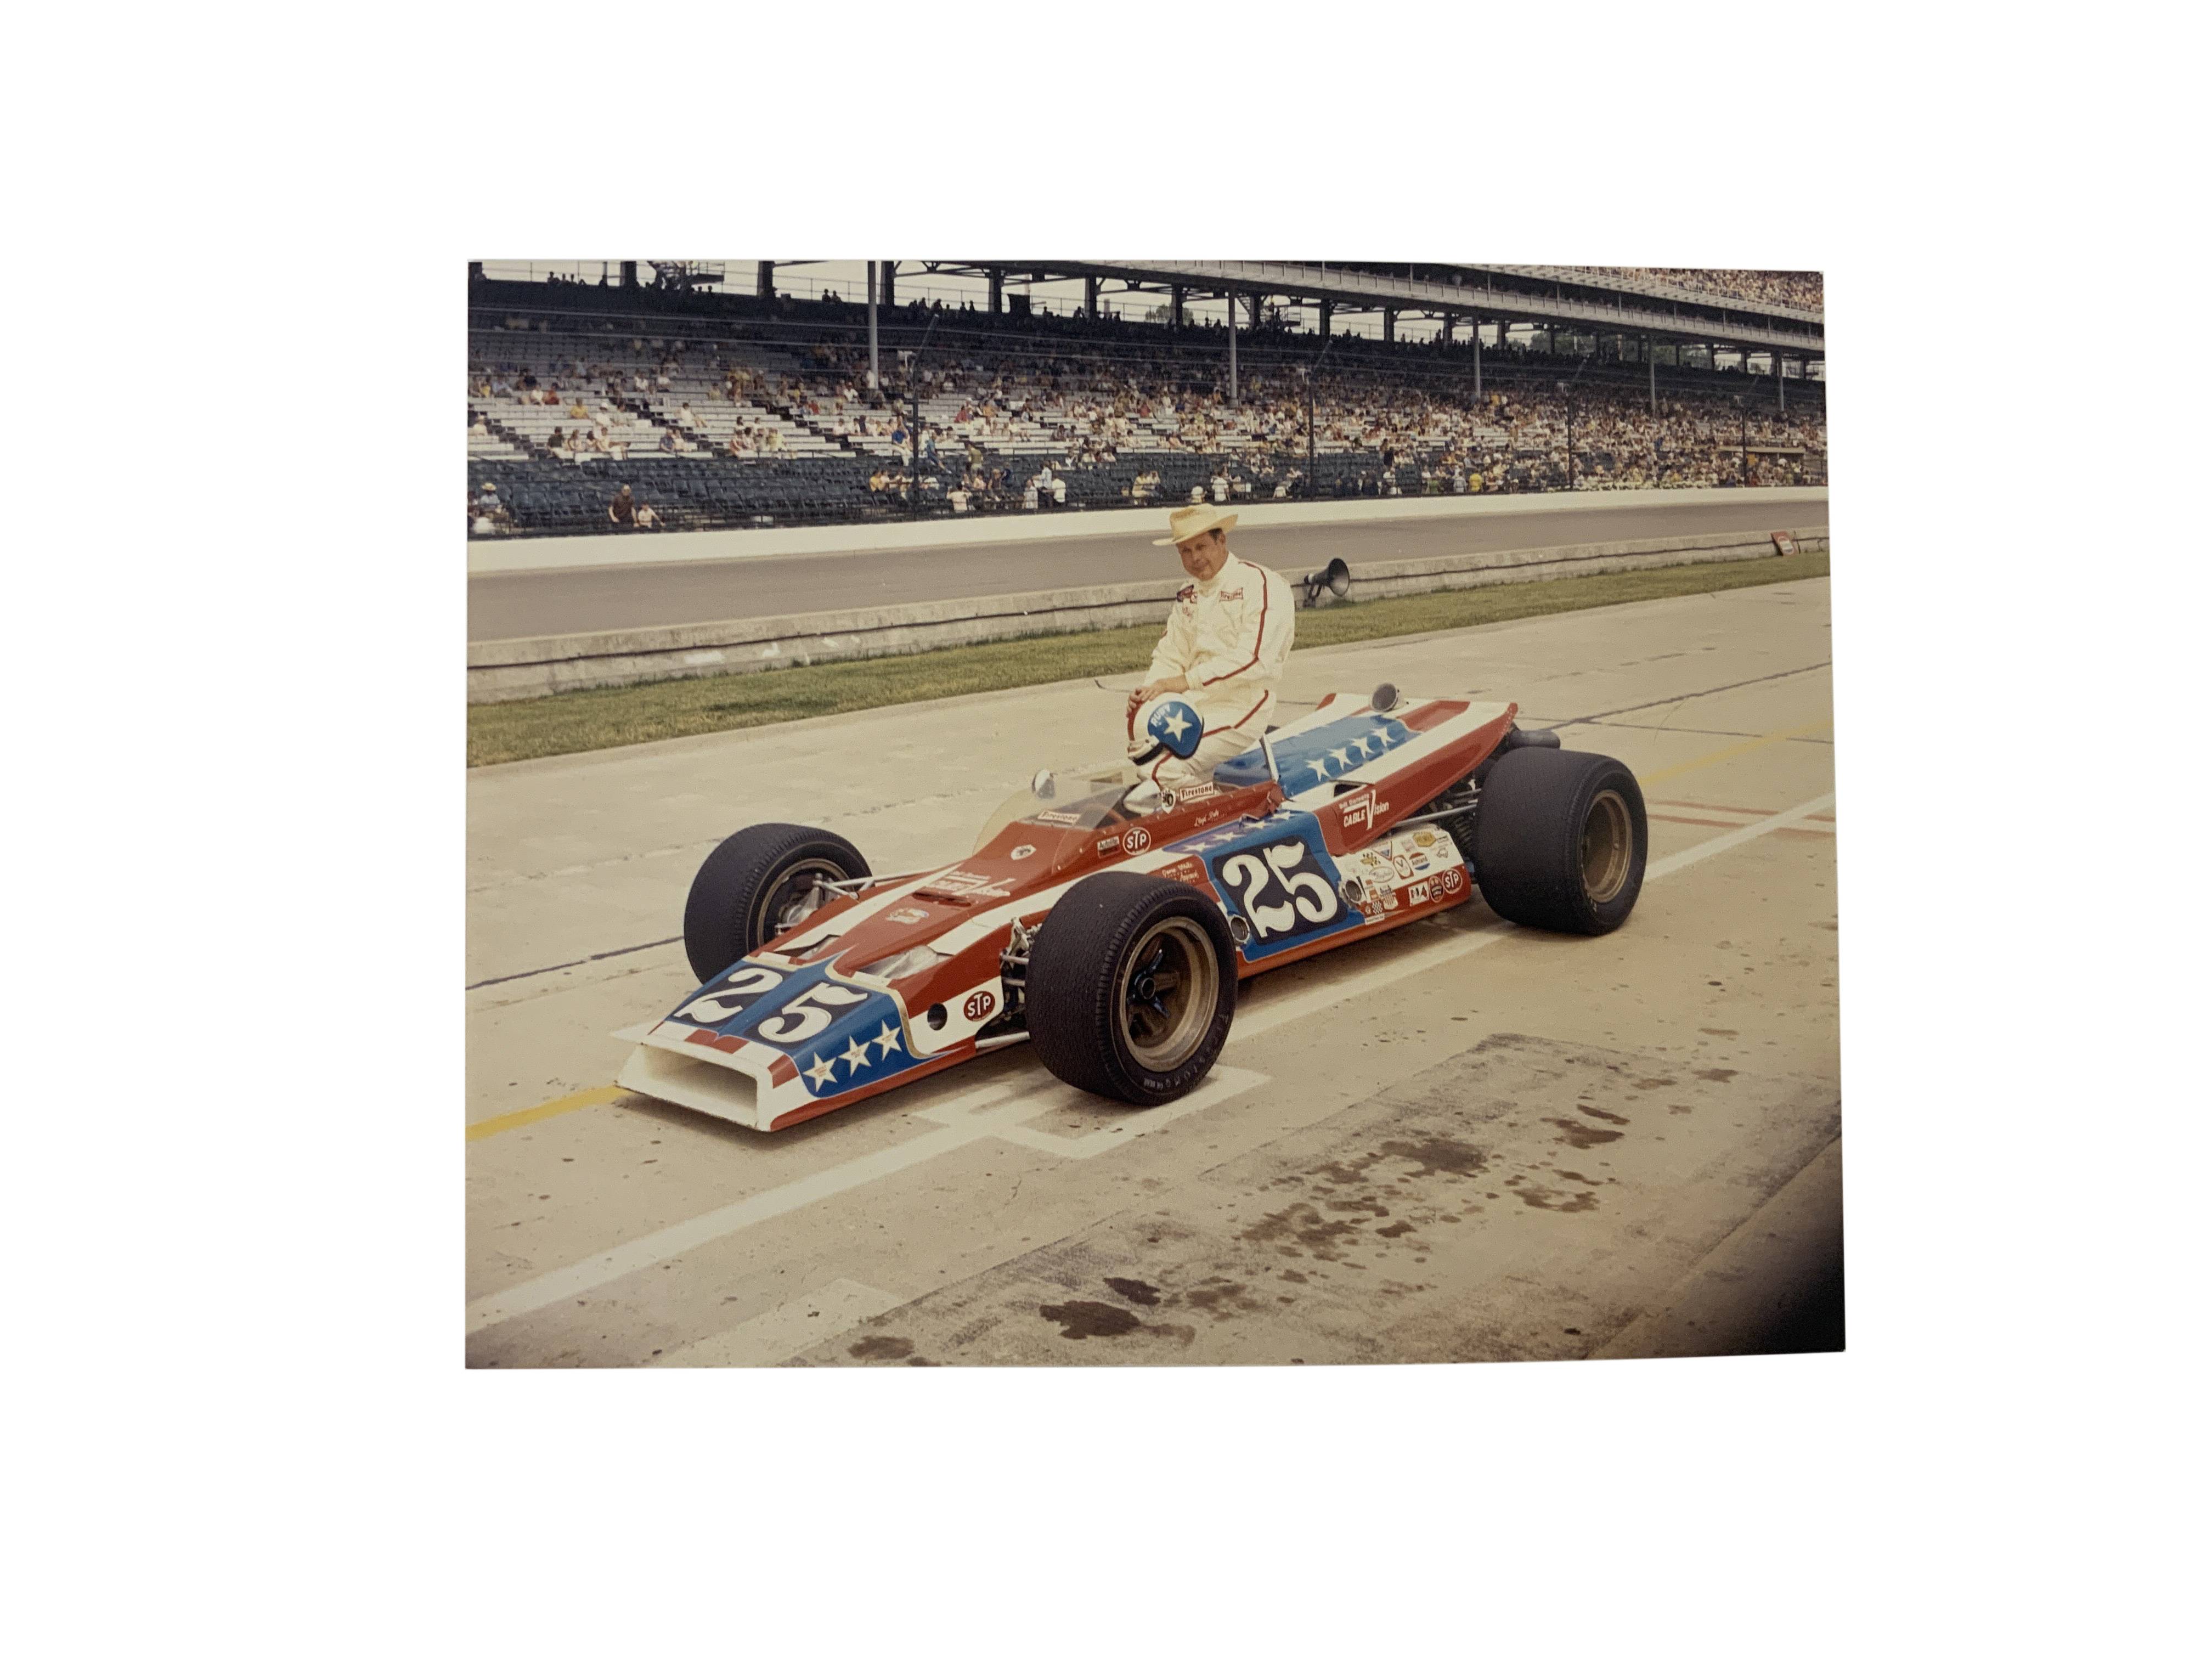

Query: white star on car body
[870,1022,902,1058]
[841,1036,872,1073]
[804,1053,838,1088]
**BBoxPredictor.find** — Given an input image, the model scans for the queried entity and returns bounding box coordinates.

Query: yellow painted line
[1635,718,1833,787]
[466,1084,630,1143]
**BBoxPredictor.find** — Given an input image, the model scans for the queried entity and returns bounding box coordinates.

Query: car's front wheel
[682,823,870,981]
[1025,872,1237,1105]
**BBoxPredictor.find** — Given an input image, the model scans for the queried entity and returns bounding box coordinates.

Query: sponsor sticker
[1393,855,1415,879]
[1121,826,1153,855]
[1339,788,1376,833]
[1036,810,1084,826]
[887,906,929,924]
[1413,829,1438,848]
[1010,844,1036,861]
[1097,837,1123,856]
[1178,781,1220,804]
[963,990,996,1021]
[1408,881,1433,904]
[1440,866,1464,894]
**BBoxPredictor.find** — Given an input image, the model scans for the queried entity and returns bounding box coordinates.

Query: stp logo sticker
[963,990,995,1021]
[1121,827,1152,855]
[1440,865,1464,894]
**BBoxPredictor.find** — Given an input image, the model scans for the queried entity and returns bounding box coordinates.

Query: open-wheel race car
[615,688,1648,1131]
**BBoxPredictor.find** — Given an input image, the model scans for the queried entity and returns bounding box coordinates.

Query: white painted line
[648,1278,903,1368]
[476,792,1833,1337]
[467,1080,1030,1331]
[986,1067,1268,1160]
[1644,792,1835,879]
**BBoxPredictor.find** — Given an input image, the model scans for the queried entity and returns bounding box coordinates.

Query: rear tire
[1026,872,1237,1105]
[682,823,870,981]
[1471,749,1647,934]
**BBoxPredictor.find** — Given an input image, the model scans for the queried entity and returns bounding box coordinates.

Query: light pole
[1734,394,1748,487]
[1558,380,1574,492]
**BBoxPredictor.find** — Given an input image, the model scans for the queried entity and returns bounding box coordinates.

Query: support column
[988,268,1002,314]
[1649,337,1657,413]
[620,259,638,289]
[1248,292,1263,331]
[1441,315,1454,346]
[867,261,879,392]
[1472,324,1482,403]
[1779,356,1787,410]
[879,261,895,309]
[1171,285,1186,329]
[1383,307,1397,343]
[1228,299,1239,407]
[1084,275,1098,319]
[753,260,771,299]
[1319,299,1332,338]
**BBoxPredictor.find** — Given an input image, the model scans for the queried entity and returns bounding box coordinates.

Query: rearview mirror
[1031,768,1056,800]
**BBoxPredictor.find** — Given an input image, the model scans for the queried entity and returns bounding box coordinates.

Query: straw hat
[1152,504,1239,546]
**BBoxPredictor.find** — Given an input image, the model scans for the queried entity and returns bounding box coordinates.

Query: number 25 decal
[752,983,871,1044]
[674,965,782,1024]
[1219,840,1339,940]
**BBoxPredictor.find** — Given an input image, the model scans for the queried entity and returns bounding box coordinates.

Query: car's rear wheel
[682,823,870,981]
[1470,748,1647,934]
[1025,872,1237,1105]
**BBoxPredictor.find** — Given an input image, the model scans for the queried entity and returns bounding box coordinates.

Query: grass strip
[470,549,1828,767]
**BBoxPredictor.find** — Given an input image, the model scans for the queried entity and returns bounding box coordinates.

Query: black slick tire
[1471,748,1647,935]
[682,823,870,981]
[1025,872,1237,1105]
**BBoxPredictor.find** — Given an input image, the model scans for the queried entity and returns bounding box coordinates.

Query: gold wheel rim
[1581,791,1633,905]
[1119,917,1218,1071]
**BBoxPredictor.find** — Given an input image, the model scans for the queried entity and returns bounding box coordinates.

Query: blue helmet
[1129,696,1203,764]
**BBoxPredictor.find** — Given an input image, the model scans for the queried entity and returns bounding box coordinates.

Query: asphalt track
[465,574,1841,1367]
[466,498,1827,640]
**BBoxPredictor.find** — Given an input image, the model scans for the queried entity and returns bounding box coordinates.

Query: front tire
[1471,749,1647,934]
[682,823,870,981]
[1026,872,1237,1105]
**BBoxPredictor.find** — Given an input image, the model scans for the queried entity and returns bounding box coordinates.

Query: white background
[5,2,2199,1652]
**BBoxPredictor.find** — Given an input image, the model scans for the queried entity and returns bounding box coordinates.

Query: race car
[615,686,1647,1131]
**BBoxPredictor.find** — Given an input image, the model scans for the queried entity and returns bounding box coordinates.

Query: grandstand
[465,261,1826,539]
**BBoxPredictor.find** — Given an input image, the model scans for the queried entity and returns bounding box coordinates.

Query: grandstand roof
[947,260,1824,361]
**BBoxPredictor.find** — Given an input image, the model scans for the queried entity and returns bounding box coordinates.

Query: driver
[1124,505,1295,792]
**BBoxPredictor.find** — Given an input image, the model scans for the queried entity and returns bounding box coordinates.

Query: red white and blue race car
[616,687,1647,1131]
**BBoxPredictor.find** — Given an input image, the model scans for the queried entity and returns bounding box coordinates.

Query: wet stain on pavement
[848,1335,915,1362]
[1376,1221,1416,1238]
[1695,1068,1740,1084]
[1545,1116,1624,1150]
[1376,1135,1488,1177]
[1181,1279,1265,1318]
[1577,1104,1632,1125]
[1240,1201,1364,1261]
[1632,1076,1679,1092]
[1038,1300,1199,1345]
[1514,1183,1599,1214]
[1105,1277,1162,1306]
[1039,1300,1141,1339]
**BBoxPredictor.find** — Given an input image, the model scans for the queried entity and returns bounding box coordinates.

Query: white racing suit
[1133,551,1297,792]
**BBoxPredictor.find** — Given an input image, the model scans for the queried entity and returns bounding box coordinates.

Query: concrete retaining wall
[467,485,1831,574]
[467,526,1829,704]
